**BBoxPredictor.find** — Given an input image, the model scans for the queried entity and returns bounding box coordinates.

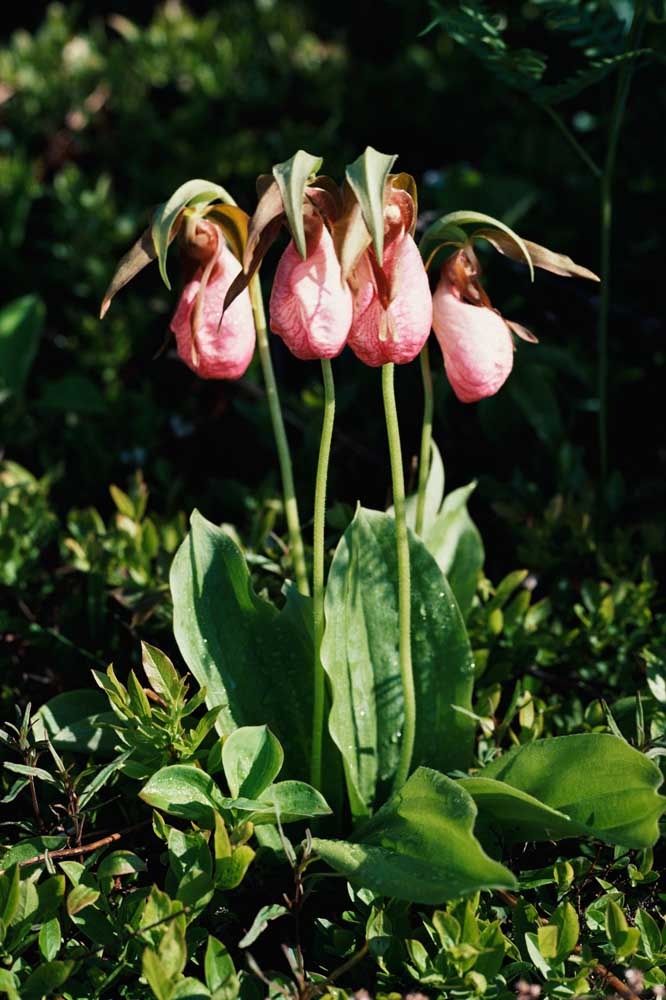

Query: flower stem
[382,363,416,792]
[249,275,310,596]
[415,345,434,537]
[311,359,336,791]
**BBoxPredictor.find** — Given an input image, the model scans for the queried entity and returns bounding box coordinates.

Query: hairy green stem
[310,359,336,791]
[249,276,310,596]
[597,0,647,510]
[415,345,434,537]
[382,363,416,792]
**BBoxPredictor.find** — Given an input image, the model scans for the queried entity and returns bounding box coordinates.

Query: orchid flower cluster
[102,147,597,401]
[159,169,536,402]
[102,147,597,792]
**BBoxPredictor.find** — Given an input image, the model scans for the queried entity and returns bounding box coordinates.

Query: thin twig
[0,820,149,875]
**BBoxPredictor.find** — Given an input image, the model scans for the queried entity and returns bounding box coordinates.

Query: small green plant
[0,461,56,589]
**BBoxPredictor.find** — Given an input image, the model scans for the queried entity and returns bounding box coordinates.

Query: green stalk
[249,276,310,596]
[310,359,336,791]
[415,345,434,537]
[382,363,416,792]
[597,0,647,510]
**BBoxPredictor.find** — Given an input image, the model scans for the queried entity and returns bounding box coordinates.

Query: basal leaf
[464,734,665,849]
[321,507,475,816]
[422,482,485,620]
[313,768,516,904]
[170,510,313,778]
[394,442,483,619]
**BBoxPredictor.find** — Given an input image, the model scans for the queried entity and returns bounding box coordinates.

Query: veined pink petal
[269,222,352,361]
[347,232,432,367]
[432,276,514,403]
[171,241,255,380]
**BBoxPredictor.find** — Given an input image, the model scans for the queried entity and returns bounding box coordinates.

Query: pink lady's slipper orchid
[432,247,536,403]
[269,216,353,361]
[170,219,255,380]
[347,189,432,367]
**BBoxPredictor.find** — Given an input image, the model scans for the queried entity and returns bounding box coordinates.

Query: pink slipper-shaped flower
[432,248,536,403]
[432,277,514,402]
[347,191,432,367]
[269,217,353,361]
[171,221,255,380]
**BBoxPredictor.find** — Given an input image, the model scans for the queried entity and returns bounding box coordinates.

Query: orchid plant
[94,147,664,909]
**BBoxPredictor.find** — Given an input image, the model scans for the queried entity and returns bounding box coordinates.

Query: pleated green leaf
[313,768,516,904]
[321,507,475,817]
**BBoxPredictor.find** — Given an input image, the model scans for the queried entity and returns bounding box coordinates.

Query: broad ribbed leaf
[313,768,516,904]
[272,150,322,260]
[399,443,484,619]
[422,482,485,620]
[321,507,475,816]
[345,147,397,265]
[463,734,665,849]
[170,511,312,777]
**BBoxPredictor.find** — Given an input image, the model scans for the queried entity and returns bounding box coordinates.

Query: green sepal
[152,179,236,289]
[272,150,323,260]
[345,146,397,265]
[420,210,534,280]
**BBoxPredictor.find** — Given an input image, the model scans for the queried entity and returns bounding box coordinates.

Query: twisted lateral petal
[347,233,432,367]
[269,223,352,361]
[432,276,514,403]
[171,242,255,380]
